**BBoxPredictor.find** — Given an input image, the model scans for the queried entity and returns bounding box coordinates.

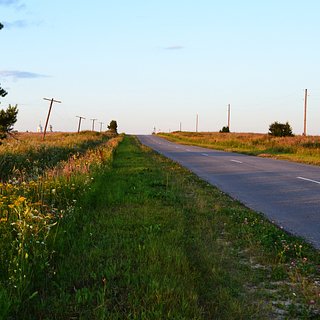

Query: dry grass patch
[160,131,320,165]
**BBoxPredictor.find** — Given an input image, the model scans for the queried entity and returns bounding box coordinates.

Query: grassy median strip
[33,135,320,319]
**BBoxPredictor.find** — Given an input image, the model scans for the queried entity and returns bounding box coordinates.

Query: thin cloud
[3,20,28,29]
[164,46,184,50]
[0,70,49,80]
[0,0,19,5]
[3,20,43,29]
[0,0,25,10]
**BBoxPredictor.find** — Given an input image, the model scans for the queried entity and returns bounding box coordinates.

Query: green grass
[21,135,320,319]
[0,135,122,319]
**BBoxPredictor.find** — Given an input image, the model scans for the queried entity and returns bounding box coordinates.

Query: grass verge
[159,131,320,166]
[1,135,122,319]
[31,135,320,319]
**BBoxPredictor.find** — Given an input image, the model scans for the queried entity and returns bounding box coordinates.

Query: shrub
[219,126,230,133]
[108,120,118,134]
[268,121,293,137]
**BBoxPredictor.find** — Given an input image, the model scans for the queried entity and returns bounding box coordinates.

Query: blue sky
[1,0,320,134]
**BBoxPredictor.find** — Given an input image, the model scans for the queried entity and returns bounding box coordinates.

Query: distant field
[0,131,114,182]
[159,131,320,166]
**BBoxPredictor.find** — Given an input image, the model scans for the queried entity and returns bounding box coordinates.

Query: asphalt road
[137,135,320,249]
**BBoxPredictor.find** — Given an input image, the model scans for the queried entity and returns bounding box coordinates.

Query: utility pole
[90,118,97,131]
[43,98,61,140]
[196,114,199,132]
[303,89,308,136]
[179,122,182,132]
[228,104,231,130]
[76,116,85,133]
[99,122,104,132]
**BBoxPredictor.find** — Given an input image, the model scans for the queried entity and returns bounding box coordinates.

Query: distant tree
[268,121,293,137]
[0,104,18,140]
[219,126,230,133]
[108,120,118,134]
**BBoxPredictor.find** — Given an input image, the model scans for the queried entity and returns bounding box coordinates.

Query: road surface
[137,135,320,249]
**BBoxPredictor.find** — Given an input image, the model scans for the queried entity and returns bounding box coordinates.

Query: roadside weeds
[32,136,320,319]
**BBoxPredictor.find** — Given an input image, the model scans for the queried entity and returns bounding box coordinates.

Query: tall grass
[160,131,320,165]
[32,136,320,319]
[0,131,112,182]
[0,132,123,318]
[2,133,320,318]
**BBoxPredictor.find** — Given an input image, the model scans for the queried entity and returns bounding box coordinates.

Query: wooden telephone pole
[196,114,199,132]
[228,104,231,130]
[76,116,85,133]
[303,89,308,136]
[90,118,97,131]
[43,98,61,140]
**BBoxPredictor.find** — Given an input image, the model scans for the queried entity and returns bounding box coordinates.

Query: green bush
[268,121,293,137]
[219,126,230,133]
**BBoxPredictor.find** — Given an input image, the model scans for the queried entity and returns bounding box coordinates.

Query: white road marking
[202,153,209,157]
[230,159,243,164]
[297,176,320,185]
[186,149,191,151]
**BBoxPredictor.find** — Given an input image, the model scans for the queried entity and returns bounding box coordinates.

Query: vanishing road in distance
[138,135,320,250]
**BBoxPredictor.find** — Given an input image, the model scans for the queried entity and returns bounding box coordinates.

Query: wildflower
[14,196,26,206]
[51,189,56,194]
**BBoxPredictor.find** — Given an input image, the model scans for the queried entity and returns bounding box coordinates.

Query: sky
[1,0,320,135]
